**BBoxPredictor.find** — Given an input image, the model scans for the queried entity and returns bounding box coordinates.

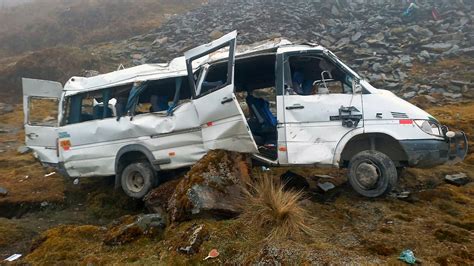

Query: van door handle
[286,104,304,110]
[26,133,38,139]
[221,97,233,104]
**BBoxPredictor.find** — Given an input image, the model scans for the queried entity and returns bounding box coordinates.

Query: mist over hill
[0,0,204,57]
[0,0,33,9]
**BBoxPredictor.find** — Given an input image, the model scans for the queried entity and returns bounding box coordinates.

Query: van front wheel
[348,150,397,198]
[121,162,156,199]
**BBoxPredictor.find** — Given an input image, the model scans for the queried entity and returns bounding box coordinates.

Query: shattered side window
[200,63,228,95]
[28,97,59,127]
[65,89,116,125]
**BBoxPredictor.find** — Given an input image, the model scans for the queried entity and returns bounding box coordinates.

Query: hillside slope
[0,0,204,57]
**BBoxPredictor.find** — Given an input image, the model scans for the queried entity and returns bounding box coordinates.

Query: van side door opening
[234,54,278,160]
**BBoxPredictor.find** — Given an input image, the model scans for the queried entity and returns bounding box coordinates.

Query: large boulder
[145,150,252,222]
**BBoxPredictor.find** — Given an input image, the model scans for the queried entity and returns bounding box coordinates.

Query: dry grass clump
[240,175,311,240]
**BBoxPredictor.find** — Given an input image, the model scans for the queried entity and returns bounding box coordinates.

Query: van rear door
[185,31,258,153]
[22,78,62,164]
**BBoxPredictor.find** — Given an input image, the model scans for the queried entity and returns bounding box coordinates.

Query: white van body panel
[281,93,363,165]
[59,101,204,177]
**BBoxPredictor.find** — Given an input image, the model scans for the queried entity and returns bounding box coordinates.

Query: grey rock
[0,186,8,196]
[331,5,340,16]
[335,37,350,48]
[351,32,362,42]
[443,92,462,99]
[17,146,30,154]
[152,36,168,46]
[442,45,460,57]
[131,54,143,60]
[419,50,430,59]
[403,91,416,99]
[423,95,438,103]
[421,43,453,52]
[372,62,382,72]
[209,30,224,39]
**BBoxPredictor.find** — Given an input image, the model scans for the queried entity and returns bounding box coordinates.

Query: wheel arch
[114,144,157,189]
[335,132,409,168]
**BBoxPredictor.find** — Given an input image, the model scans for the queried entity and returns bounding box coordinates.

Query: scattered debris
[398,249,417,265]
[280,171,309,190]
[40,201,49,207]
[444,173,470,186]
[204,249,220,260]
[73,178,79,185]
[390,191,411,199]
[44,172,56,177]
[16,146,30,154]
[178,224,209,255]
[0,186,8,197]
[4,254,22,262]
[317,182,336,192]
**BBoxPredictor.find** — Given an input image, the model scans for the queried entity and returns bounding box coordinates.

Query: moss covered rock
[103,213,166,246]
[152,150,251,222]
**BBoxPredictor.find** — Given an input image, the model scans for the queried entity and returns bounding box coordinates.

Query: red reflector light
[399,119,413,124]
[278,146,287,152]
[207,122,213,127]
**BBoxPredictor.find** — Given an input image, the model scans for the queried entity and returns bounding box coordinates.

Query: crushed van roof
[63,38,325,94]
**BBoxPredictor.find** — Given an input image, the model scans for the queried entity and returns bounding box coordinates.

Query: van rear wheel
[348,150,397,198]
[121,162,156,199]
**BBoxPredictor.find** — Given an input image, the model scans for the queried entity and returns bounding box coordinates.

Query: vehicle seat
[150,95,169,112]
[93,105,113,119]
[246,94,277,143]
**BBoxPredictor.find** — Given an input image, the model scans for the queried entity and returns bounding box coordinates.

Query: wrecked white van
[23,31,468,198]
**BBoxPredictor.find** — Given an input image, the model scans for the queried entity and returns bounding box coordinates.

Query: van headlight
[414,119,443,136]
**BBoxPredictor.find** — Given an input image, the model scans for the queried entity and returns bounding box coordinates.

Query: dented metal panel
[59,102,202,177]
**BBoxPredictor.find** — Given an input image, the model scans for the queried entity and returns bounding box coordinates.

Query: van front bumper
[400,132,468,168]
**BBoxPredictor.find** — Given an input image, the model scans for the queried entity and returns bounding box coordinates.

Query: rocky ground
[0,0,473,264]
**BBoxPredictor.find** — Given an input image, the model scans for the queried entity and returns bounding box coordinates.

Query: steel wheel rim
[126,171,145,193]
[354,160,381,190]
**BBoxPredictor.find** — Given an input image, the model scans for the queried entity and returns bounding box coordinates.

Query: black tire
[120,162,156,199]
[348,150,397,198]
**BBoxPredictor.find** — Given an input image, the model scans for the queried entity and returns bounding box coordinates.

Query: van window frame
[186,39,236,99]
